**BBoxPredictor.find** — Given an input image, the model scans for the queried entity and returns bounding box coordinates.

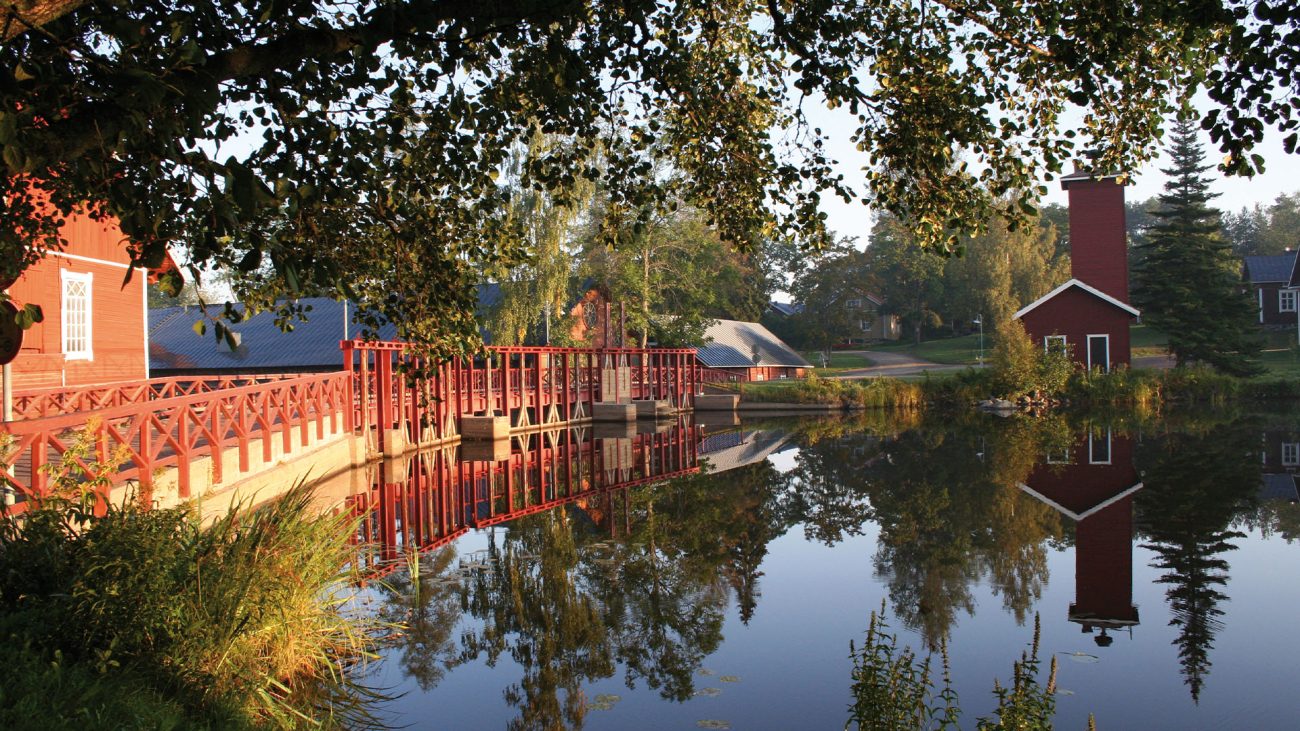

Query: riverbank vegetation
[0,432,378,730]
[848,605,1086,731]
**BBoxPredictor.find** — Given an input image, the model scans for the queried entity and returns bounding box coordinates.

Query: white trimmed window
[1283,442,1300,467]
[60,270,93,360]
[1044,335,1068,355]
[1280,289,1297,313]
[846,298,863,309]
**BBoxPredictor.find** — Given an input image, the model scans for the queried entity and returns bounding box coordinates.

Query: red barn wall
[5,213,147,390]
[1020,287,1133,370]
[1065,177,1129,303]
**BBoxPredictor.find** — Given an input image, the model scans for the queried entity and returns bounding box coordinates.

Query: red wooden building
[1015,169,1139,371]
[5,212,170,390]
[1019,431,1143,645]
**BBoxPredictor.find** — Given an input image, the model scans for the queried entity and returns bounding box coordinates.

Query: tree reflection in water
[362,410,1279,724]
[1135,420,1261,703]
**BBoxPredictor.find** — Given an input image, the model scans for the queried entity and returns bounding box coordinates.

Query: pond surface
[351,410,1300,730]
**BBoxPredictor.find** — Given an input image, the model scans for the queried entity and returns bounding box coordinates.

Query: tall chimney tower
[1061,169,1129,304]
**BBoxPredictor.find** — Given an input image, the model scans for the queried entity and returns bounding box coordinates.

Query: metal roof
[767,301,804,317]
[148,298,397,373]
[695,319,811,368]
[1243,253,1297,284]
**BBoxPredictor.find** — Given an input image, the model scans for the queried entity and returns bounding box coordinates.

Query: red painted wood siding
[6,213,147,389]
[1064,177,1129,304]
[1020,287,1134,370]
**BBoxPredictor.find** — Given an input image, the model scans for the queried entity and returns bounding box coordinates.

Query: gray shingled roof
[696,319,811,368]
[767,301,804,317]
[149,298,398,374]
[1243,253,1297,284]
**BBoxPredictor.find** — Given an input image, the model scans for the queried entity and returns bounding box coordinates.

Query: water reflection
[349,411,1300,728]
[1019,430,1142,646]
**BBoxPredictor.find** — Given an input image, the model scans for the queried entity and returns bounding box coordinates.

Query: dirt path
[828,349,978,379]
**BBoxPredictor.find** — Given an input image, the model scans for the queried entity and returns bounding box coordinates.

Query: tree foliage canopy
[2,0,1297,351]
[1133,118,1262,376]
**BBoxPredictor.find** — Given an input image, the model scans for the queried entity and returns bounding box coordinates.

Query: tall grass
[848,604,1088,730]
[738,374,925,409]
[0,428,380,729]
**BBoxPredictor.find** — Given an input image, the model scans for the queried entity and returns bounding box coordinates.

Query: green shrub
[0,426,378,728]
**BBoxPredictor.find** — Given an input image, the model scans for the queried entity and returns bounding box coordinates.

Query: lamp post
[973,315,984,366]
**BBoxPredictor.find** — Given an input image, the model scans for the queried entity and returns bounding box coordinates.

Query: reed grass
[0,427,380,729]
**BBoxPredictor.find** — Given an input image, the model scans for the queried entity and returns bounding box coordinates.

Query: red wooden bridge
[0,343,700,513]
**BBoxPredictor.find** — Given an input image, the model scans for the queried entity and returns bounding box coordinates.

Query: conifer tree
[1133,118,1262,376]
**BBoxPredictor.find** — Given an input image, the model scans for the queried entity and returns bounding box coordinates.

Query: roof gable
[1013,279,1140,320]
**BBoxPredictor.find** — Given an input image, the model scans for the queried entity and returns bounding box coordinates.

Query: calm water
[351,410,1300,730]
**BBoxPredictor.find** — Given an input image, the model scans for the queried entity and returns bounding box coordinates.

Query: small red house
[1019,432,1142,645]
[5,212,162,390]
[1016,169,1138,371]
[1015,280,1139,371]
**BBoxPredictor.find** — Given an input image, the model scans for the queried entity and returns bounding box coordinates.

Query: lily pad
[697,668,716,676]
[588,693,622,711]
[1055,689,1076,696]
[719,675,741,683]
[693,687,722,698]
[696,721,731,730]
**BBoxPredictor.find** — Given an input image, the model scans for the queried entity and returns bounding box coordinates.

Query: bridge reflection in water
[348,417,704,576]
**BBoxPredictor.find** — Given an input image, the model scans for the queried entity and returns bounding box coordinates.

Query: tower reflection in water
[1019,429,1143,646]
[348,416,701,576]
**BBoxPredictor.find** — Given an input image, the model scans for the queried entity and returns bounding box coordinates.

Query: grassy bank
[732,374,925,409]
[800,351,876,374]
[872,333,984,366]
[727,365,1300,413]
[0,440,378,731]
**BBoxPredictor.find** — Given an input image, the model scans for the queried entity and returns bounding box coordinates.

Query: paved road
[826,350,979,379]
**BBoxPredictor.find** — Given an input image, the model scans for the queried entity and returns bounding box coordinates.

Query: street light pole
[973,315,984,366]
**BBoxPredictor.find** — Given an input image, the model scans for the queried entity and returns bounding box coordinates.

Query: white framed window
[1280,289,1297,313]
[1089,431,1112,465]
[1086,334,1110,373]
[1044,335,1068,355]
[859,319,872,332]
[60,270,93,360]
[1283,442,1300,467]
[846,298,863,309]
[1046,449,1071,465]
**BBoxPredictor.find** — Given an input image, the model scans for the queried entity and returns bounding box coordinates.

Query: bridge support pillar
[592,402,636,422]
[461,415,510,440]
[694,394,739,411]
[632,399,673,418]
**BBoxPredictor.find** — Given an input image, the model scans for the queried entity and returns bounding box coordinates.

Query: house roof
[1243,253,1297,284]
[1013,278,1141,320]
[149,298,398,373]
[696,319,812,368]
[767,300,804,317]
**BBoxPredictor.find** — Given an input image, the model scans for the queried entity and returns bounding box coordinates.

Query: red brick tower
[1061,168,1130,303]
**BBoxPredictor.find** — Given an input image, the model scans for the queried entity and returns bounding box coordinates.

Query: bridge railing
[342,342,698,453]
[9,374,306,420]
[0,371,351,511]
[698,367,749,384]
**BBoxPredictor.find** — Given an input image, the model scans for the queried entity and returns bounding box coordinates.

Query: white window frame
[1044,335,1068,355]
[1089,431,1113,465]
[1280,289,1297,313]
[846,298,863,309]
[859,319,872,332]
[1086,334,1110,373]
[1259,287,1265,323]
[1283,442,1300,467]
[1046,449,1071,465]
[60,269,93,361]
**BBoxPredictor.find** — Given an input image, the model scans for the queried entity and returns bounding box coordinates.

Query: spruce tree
[1133,118,1262,376]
